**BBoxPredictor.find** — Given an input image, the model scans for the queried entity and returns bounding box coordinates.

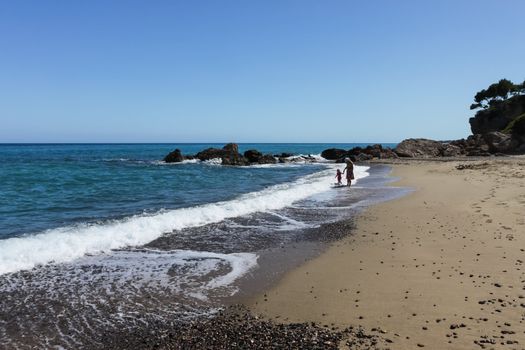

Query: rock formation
[163,149,184,163]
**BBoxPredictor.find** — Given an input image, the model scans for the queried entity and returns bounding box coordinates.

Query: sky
[0,0,524,143]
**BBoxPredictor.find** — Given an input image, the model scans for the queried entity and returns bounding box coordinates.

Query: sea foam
[0,165,369,275]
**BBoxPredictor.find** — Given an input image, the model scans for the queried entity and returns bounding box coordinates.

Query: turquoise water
[0,143,401,349]
[0,143,393,239]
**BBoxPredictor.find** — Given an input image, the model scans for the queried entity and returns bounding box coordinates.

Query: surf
[0,165,369,275]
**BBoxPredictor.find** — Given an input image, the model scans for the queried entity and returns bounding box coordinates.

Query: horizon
[1,0,524,143]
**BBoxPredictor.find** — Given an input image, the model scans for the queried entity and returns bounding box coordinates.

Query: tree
[470,78,523,110]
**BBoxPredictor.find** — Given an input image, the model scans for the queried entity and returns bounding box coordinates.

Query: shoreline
[229,164,409,305]
[248,157,525,349]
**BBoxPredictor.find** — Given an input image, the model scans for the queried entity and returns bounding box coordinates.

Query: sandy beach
[250,158,525,349]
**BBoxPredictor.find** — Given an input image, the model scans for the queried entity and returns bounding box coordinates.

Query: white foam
[0,165,369,275]
[203,158,222,165]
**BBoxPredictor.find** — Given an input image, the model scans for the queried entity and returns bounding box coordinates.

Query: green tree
[470,78,523,110]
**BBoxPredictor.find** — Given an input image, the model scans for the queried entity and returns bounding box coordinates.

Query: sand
[250,158,525,349]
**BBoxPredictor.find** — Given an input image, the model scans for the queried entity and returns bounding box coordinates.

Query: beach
[250,157,525,349]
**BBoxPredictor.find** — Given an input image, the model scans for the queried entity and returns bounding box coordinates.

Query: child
[335,169,343,185]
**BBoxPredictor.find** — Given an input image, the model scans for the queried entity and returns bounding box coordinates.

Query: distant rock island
[163,143,314,165]
[164,78,525,164]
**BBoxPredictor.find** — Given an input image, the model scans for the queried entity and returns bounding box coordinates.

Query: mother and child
[335,159,354,186]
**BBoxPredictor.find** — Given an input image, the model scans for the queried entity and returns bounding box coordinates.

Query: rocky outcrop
[165,144,279,166]
[394,139,464,158]
[320,148,347,160]
[273,152,294,158]
[321,144,397,162]
[395,139,444,158]
[469,95,525,134]
[163,149,185,163]
[196,148,228,161]
[243,150,276,164]
[194,143,247,165]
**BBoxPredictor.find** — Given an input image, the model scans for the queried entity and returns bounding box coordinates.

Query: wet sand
[250,158,525,349]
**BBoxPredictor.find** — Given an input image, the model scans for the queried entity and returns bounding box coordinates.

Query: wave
[0,165,369,275]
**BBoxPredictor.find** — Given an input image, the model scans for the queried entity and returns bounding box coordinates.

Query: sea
[0,143,405,349]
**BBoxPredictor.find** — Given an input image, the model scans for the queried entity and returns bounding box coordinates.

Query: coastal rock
[257,154,277,164]
[440,143,463,157]
[469,95,525,134]
[354,153,373,162]
[163,149,184,163]
[482,131,517,153]
[362,144,398,159]
[321,148,348,160]
[223,143,239,154]
[274,152,294,158]
[394,139,444,158]
[244,149,263,163]
[323,144,398,162]
[221,154,249,166]
[378,147,399,159]
[243,150,276,164]
[196,147,227,161]
[196,144,249,165]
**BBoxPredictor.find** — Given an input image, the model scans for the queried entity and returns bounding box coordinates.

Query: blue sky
[0,0,524,143]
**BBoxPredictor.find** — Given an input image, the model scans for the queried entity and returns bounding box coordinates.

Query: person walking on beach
[342,158,354,187]
[335,169,343,185]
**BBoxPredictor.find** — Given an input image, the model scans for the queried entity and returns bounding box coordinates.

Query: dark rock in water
[324,144,398,162]
[223,143,239,154]
[243,149,276,164]
[257,154,277,164]
[343,144,398,161]
[195,143,249,165]
[196,147,227,161]
[364,144,383,158]
[163,149,184,163]
[354,153,373,162]
[221,143,249,166]
[244,149,263,163]
[347,146,363,156]
[273,152,294,158]
[321,148,348,160]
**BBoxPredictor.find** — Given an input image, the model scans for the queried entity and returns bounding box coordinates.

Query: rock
[469,95,525,134]
[321,148,348,160]
[394,139,444,158]
[196,143,249,165]
[163,149,184,163]
[273,152,294,158]
[482,131,517,153]
[221,144,249,166]
[364,144,383,158]
[223,143,239,154]
[376,147,398,159]
[244,149,263,163]
[243,150,276,164]
[441,143,463,157]
[196,148,227,161]
[257,154,277,164]
[354,153,373,162]
[221,154,249,166]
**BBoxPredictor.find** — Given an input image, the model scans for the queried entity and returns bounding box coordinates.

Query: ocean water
[0,143,398,348]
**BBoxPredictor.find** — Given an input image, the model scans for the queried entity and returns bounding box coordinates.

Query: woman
[342,158,354,187]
